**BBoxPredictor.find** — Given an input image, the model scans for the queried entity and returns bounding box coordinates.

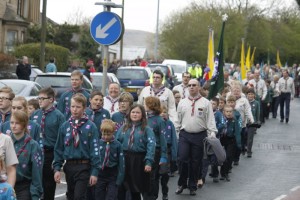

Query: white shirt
[270,81,280,97]
[248,78,267,100]
[173,84,190,99]
[103,96,119,116]
[175,96,217,135]
[235,97,254,127]
[278,77,295,96]
[138,85,178,124]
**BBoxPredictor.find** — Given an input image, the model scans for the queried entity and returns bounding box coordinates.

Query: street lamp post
[154,0,160,62]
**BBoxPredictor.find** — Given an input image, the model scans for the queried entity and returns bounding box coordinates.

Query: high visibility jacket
[188,67,199,78]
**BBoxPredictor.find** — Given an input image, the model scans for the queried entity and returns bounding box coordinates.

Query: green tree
[78,23,99,62]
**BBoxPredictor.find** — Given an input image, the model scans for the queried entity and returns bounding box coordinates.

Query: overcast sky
[45,0,193,33]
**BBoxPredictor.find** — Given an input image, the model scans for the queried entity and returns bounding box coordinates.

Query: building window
[5,31,17,52]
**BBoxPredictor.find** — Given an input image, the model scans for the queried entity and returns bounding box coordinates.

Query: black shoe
[175,186,186,194]
[233,161,239,166]
[220,176,225,180]
[280,119,284,122]
[247,152,252,158]
[213,177,219,183]
[286,118,289,124]
[190,190,196,196]
[162,194,168,200]
[224,174,231,182]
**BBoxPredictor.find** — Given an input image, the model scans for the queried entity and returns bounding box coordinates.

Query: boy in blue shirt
[95,119,124,200]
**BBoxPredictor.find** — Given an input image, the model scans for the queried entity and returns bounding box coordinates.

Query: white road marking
[290,185,300,192]
[273,195,287,200]
[55,193,66,198]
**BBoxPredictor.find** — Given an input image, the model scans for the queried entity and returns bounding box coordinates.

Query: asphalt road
[54,99,300,200]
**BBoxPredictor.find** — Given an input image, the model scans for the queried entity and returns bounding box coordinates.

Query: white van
[162,59,188,83]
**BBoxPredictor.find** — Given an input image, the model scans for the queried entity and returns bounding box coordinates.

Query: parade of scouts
[1,0,300,199]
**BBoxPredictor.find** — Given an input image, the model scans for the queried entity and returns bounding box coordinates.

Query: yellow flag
[241,39,246,79]
[250,47,256,67]
[207,29,214,78]
[245,45,251,71]
[277,49,282,68]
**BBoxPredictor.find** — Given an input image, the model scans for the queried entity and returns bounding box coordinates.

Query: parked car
[0,72,18,79]
[35,72,93,101]
[162,59,188,83]
[30,65,43,81]
[147,63,178,89]
[0,79,42,100]
[90,72,120,94]
[116,66,151,101]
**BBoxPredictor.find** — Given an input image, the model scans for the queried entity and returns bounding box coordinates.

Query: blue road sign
[90,11,124,45]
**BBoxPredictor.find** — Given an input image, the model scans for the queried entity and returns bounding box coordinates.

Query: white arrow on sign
[96,17,117,39]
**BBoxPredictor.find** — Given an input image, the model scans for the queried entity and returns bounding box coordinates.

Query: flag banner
[277,49,282,68]
[207,29,215,78]
[208,14,227,100]
[240,39,246,80]
[250,47,256,67]
[246,45,251,71]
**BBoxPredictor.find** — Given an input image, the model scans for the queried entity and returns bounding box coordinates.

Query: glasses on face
[188,84,197,87]
[175,96,181,99]
[37,97,50,101]
[153,76,162,79]
[183,76,191,78]
[0,97,11,101]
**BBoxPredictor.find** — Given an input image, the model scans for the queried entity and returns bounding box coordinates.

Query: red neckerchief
[106,96,119,113]
[69,115,88,148]
[188,95,202,116]
[89,106,103,122]
[0,111,10,123]
[41,106,55,136]
[150,84,165,97]
[181,84,188,98]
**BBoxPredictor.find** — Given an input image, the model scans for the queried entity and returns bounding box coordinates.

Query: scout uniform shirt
[173,84,190,99]
[1,120,43,149]
[53,116,101,177]
[214,110,226,137]
[31,108,65,150]
[57,88,90,120]
[278,76,295,96]
[98,138,125,185]
[116,122,156,167]
[0,133,19,167]
[162,119,178,161]
[85,107,110,135]
[104,96,119,116]
[249,99,260,123]
[138,85,178,125]
[176,96,218,135]
[111,111,127,133]
[12,133,43,200]
[147,114,167,162]
[222,115,243,148]
[0,112,11,128]
[248,78,268,100]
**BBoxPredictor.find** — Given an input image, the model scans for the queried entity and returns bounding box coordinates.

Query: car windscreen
[170,64,186,73]
[5,82,26,95]
[117,69,148,80]
[35,76,71,87]
[90,75,108,86]
[147,65,168,74]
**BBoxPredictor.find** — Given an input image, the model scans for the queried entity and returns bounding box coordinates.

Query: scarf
[89,106,103,122]
[146,111,155,118]
[128,124,136,149]
[0,111,10,123]
[69,114,88,148]
[101,137,115,170]
[106,96,119,113]
[150,84,165,97]
[188,95,201,116]
[181,84,188,98]
[41,106,55,136]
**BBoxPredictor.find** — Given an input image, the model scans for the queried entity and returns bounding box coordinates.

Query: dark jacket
[16,63,31,80]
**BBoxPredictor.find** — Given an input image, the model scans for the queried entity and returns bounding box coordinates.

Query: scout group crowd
[0,62,297,200]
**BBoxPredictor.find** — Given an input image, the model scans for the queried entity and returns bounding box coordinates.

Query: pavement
[54,98,300,200]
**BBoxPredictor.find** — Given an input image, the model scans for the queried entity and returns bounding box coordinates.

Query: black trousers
[15,180,31,200]
[95,167,118,200]
[280,93,291,120]
[63,162,90,200]
[234,127,246,162]
[43,149,56,200]
[220,136,236,176]
[177,130,206,191]
[272,96,280,118]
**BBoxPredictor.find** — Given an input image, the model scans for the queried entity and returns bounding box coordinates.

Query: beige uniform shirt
[235,97,254,127]
[0,133,18,167]
[278,77,295,96]
[248,79,267,100]
[173,84,190,99]
[138,86,178,124]
[175,96,217,135]
[270,81,280,97]
[103,96,119,116]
